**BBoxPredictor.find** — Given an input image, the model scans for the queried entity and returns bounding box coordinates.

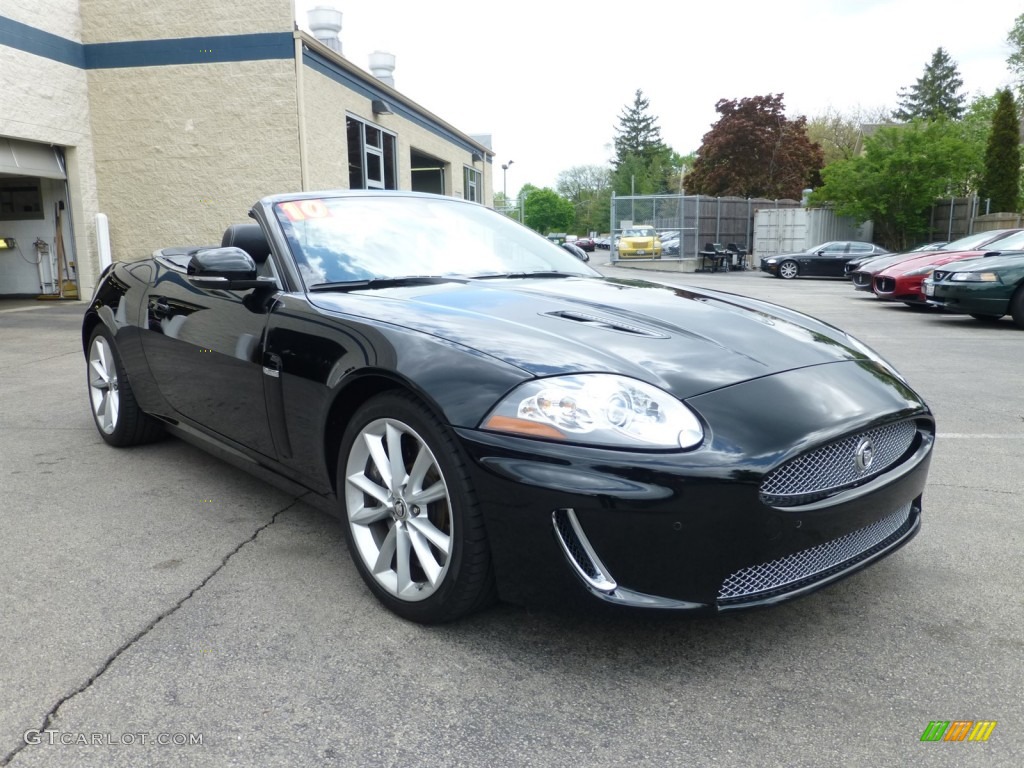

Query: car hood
[850,251,932,274]
[309,276,880,399]
[943,251,1024,273]
[879,249,994,275]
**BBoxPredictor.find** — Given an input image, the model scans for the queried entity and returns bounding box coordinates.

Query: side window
[848,242,872,254]
[463,166,482,203]
[346,116,397,190]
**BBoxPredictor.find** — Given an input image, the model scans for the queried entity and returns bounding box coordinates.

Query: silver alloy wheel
[345,417,453,602]
[779,261,799,279]
[88,335,120,434]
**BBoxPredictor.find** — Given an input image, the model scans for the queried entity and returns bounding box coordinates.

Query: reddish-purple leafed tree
[684,94,824,200]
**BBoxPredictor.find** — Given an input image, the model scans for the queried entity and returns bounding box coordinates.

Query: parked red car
[872,229,1024,305]
[848,229,1023,291]
[573,237,596,252]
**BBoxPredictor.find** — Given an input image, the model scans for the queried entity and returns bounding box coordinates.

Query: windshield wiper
[469,271,581,280]
[308,276,467,292]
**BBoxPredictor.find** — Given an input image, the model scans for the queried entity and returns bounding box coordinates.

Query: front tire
[86,325,164,446]
[778,260,799,279]
[338,391,494,623]
[1010,286,1024,329]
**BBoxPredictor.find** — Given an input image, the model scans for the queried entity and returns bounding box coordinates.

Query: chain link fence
[610,194,802,262]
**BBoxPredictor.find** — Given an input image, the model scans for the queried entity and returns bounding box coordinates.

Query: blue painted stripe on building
[0,17,291,69]
[84,32,293,69]
[302,48,483,157]
[0,14,84,67]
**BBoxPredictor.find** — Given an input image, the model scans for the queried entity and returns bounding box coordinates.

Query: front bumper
[456,360,934,613]
[926,281,1010,315]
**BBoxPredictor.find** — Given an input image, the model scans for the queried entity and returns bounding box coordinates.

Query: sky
[295,1,1022,199]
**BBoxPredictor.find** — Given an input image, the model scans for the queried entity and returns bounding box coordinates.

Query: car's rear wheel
[969,313,1003,322]
[86,325,164,446]
[1010,286,1024,329]
[338,391,494,623]
[778,260,798,279]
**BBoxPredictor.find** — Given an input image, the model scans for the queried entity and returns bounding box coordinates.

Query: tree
[893,47,966,121]
[1008,13,1024,104]
[683,94,824,199]
[612,89,673,193]
[809,120,980,250]
[806,105,891,165]
[979,89,1021,213]
[556,165,611,235]
[522,187,574,235]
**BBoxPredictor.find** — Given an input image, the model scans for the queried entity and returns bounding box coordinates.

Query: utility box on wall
[754,207,872,263]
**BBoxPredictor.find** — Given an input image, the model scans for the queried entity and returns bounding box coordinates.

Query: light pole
[501,160,514,202]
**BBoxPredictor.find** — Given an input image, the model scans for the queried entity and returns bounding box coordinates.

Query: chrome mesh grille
[761,421,917,505]
[718,502,912,602]
[875,276,895,293]
[851,273,870,286]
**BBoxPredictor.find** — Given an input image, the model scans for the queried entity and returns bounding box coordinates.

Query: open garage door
[0,138,76,298]
[410,148,446,195]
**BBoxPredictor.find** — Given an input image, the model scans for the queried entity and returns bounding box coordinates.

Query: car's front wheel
[1010,286,1024,329]
[338,391,494,623]
[778,260,799,279]
[86,325,164,446]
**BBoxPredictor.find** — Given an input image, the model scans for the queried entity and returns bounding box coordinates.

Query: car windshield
[624,228,656,237]
[272,195,598,287]
[942,230,1013,251]
[981,230,1024,250]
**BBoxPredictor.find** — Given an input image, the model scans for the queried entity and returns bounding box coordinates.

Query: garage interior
[0,138,77,299]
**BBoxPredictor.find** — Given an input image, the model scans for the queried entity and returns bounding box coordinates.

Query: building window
[0,177,44,221]
[347,116,397,190]
[464,166,482,203]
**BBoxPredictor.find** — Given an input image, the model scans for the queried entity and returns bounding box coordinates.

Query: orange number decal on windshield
[278,200,330,222]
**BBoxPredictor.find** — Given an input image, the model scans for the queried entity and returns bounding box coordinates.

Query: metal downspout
[294,35,309,191]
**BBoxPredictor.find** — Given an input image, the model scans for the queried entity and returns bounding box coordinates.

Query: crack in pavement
[1,495,307,767]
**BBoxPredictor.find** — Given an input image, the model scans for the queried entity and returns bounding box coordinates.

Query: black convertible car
[84,191,934,623]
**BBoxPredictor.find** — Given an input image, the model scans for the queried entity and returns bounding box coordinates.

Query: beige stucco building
[0,1,493,297]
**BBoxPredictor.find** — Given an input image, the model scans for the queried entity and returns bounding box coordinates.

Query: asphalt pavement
[1,266,1022,768]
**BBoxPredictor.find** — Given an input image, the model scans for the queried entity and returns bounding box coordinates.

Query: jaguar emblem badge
[855,437,876,473]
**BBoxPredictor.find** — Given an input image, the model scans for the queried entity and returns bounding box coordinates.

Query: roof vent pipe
[308,6,342,53]
[368,51,395,87]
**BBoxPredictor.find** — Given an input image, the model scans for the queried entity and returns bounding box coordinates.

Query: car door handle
[263,352,282,378]
[151,297,170,320]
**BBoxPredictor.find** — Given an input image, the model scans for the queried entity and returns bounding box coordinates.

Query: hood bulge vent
[543,310,669,338]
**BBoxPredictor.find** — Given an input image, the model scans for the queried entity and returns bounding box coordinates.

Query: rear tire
[1010,286,1024,329]
[86,325,164,447]
[778,260,798,279]
[338,391,495,623]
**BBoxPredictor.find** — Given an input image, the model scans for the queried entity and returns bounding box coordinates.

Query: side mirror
[187,247,275,290]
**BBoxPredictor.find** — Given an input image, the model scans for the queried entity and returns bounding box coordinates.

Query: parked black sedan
[761,241,889,279]
[83,191,934,623]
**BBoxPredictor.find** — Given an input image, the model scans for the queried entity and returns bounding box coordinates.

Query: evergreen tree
[612,89,672,192]
[1008,13,1024,105]
[893,47,966,121]
[979,89,1021,213]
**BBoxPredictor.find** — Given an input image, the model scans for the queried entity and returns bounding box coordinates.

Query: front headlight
[950,272,1001,282]
[765,259,777,265]
[480,374,704,449]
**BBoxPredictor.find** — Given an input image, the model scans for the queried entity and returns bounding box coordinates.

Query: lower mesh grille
[875,277,895,292]
[717,502,913,604]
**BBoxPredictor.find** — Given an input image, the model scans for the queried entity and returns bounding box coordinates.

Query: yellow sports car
[617,226,662,258]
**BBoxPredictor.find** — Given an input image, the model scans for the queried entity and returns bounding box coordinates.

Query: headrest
[221,223,271,264]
